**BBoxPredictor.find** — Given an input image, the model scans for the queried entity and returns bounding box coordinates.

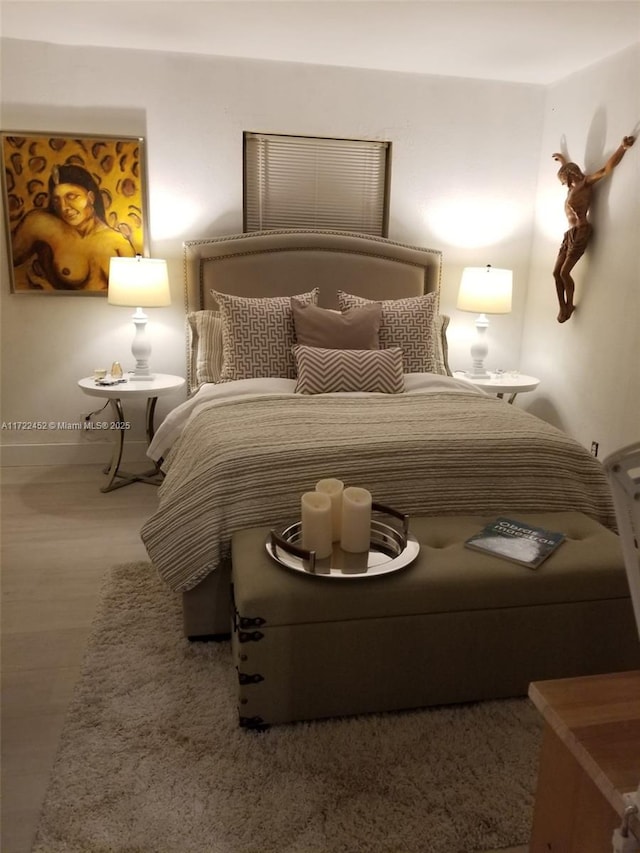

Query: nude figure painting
[2,133,148,294]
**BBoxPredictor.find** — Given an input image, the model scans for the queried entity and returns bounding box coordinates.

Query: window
[243,132,390,236]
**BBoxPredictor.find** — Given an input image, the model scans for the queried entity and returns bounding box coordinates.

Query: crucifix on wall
[552,134,635,323]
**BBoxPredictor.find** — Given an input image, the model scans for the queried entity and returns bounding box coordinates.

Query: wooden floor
[1,464,529,853]
[1,464,159,853]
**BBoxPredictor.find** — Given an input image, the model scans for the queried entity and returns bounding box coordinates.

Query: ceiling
[1,0,639,85]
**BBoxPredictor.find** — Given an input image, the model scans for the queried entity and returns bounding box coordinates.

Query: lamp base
[467,313,490,378]
[129,310,154,381]
[128,372,156,381]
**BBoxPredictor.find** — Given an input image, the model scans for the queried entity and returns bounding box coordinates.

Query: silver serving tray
[266,502,419,578]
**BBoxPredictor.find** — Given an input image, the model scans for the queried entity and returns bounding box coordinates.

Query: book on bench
[464,517,565,569]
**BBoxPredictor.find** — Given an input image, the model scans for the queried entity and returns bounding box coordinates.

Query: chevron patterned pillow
[293,345,405,394]
[212,289,318,381]
[336,291,439,374]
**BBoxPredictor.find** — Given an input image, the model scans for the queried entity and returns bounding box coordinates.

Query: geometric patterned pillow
[336,291,439,374]
[212,289,318,382]
[293,345,405,394]
[187,310,224,392]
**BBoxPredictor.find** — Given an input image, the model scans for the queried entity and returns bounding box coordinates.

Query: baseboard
[0,440,150,467]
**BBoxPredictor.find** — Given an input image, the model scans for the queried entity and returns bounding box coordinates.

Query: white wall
[5,34,629,467]
[523,44,640,460]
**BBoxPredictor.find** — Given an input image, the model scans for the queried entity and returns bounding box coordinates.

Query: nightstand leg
[496,392,518,404]
[146,396,158,444]
[101,399,126,491]
[100,395,163,492]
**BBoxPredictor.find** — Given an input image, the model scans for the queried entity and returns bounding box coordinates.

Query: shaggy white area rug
[32,562,542,853]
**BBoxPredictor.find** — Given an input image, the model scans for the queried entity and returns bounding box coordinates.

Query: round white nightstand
[78,373,185,492]
[454,373,540,404]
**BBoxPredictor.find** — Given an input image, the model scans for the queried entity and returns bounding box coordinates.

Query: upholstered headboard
[182,229,446,392]
[183,229,442,312]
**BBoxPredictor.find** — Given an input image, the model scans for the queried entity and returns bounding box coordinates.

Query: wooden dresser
[529,670,640,852]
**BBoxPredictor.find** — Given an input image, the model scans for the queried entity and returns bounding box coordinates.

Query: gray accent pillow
[212,289,318,381]
[337,291,439,374]
[291,299,382,349]
[293,345,405,394]
[187,310,224,392]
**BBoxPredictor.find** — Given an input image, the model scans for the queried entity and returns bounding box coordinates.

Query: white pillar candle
[301,491,333,559]
[340,486,372,553]
[316,478,344,541]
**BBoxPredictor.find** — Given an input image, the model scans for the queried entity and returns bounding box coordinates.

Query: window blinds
[244,133,390,235]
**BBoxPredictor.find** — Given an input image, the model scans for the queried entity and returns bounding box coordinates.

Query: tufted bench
[231,512,640,728]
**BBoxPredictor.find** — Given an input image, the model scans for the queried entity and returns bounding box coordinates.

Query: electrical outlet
[80,412,102,442]
[591,441,599,457]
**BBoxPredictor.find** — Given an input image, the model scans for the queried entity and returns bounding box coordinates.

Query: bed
[140,229,616,639]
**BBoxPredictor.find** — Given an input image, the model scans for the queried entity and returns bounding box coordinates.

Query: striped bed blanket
[141,382,615,592]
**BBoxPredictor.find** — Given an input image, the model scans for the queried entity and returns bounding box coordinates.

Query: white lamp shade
[457,265,512,314]
[108,256,171,308]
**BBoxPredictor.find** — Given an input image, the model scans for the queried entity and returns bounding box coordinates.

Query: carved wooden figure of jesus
[552,135,635,323]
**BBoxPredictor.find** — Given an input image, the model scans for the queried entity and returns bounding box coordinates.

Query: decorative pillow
[291,298,382,350]
[293,345,405,394]
[187,310,224,392]
[212,289,318,381]
[434,314,452,377]
[336,291,439,374]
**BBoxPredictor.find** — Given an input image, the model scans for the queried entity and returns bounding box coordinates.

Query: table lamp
[457,264,512,377]
[108,255,171,380]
